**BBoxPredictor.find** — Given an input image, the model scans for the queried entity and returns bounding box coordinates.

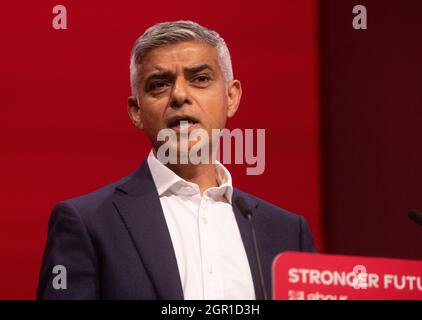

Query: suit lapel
[232,188,272,300]
[111,160,184,300]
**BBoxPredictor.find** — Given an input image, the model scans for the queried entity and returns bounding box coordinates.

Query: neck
[167,162,218,196]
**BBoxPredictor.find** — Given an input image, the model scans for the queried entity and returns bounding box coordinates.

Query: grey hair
[129,20,234,99]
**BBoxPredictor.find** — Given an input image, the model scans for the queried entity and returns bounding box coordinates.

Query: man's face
[128,40,241,153]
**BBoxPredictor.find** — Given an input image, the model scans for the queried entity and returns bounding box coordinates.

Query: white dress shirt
[147,150,255,300]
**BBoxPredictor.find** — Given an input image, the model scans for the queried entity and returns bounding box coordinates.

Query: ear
[127,96,144,130]
[226,80,242,118]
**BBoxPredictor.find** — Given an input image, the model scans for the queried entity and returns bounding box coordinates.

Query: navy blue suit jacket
[37,160,316,299]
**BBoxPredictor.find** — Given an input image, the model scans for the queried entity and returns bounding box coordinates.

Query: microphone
[235,196,268,300]
[409,209,422,228]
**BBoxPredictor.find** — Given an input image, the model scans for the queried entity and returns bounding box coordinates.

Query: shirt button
[207,264,213,274]
[202,217,208,224]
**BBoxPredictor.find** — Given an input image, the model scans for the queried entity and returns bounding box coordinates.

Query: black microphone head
[235,196,252,218]
[408,209,422,228]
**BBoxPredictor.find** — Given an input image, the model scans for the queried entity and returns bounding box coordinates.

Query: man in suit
[37,20,316,300]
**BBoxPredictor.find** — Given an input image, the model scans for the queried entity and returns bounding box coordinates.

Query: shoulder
[51,171,134,222]
[233,188,303,225]
[234,188,316,252]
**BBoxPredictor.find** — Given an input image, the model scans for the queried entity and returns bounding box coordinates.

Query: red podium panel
[272,252,422,300]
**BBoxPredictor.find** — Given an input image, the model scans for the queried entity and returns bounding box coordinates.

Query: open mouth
[167,116,200,130]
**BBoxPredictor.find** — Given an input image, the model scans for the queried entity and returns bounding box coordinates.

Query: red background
[320,0,422,260]
[0,1,321,298]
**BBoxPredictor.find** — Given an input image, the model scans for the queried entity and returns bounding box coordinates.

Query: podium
[272,252,422,300]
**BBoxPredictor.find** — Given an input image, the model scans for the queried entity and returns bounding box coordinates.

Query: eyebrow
[184,64,214,75]
[144,71,174,84]
[144,64,215,84]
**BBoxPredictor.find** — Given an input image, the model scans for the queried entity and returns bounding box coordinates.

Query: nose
[170,77,191,109]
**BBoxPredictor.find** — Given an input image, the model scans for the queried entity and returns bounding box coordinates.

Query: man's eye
[149,81,169,91]
[192,75,210,84]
